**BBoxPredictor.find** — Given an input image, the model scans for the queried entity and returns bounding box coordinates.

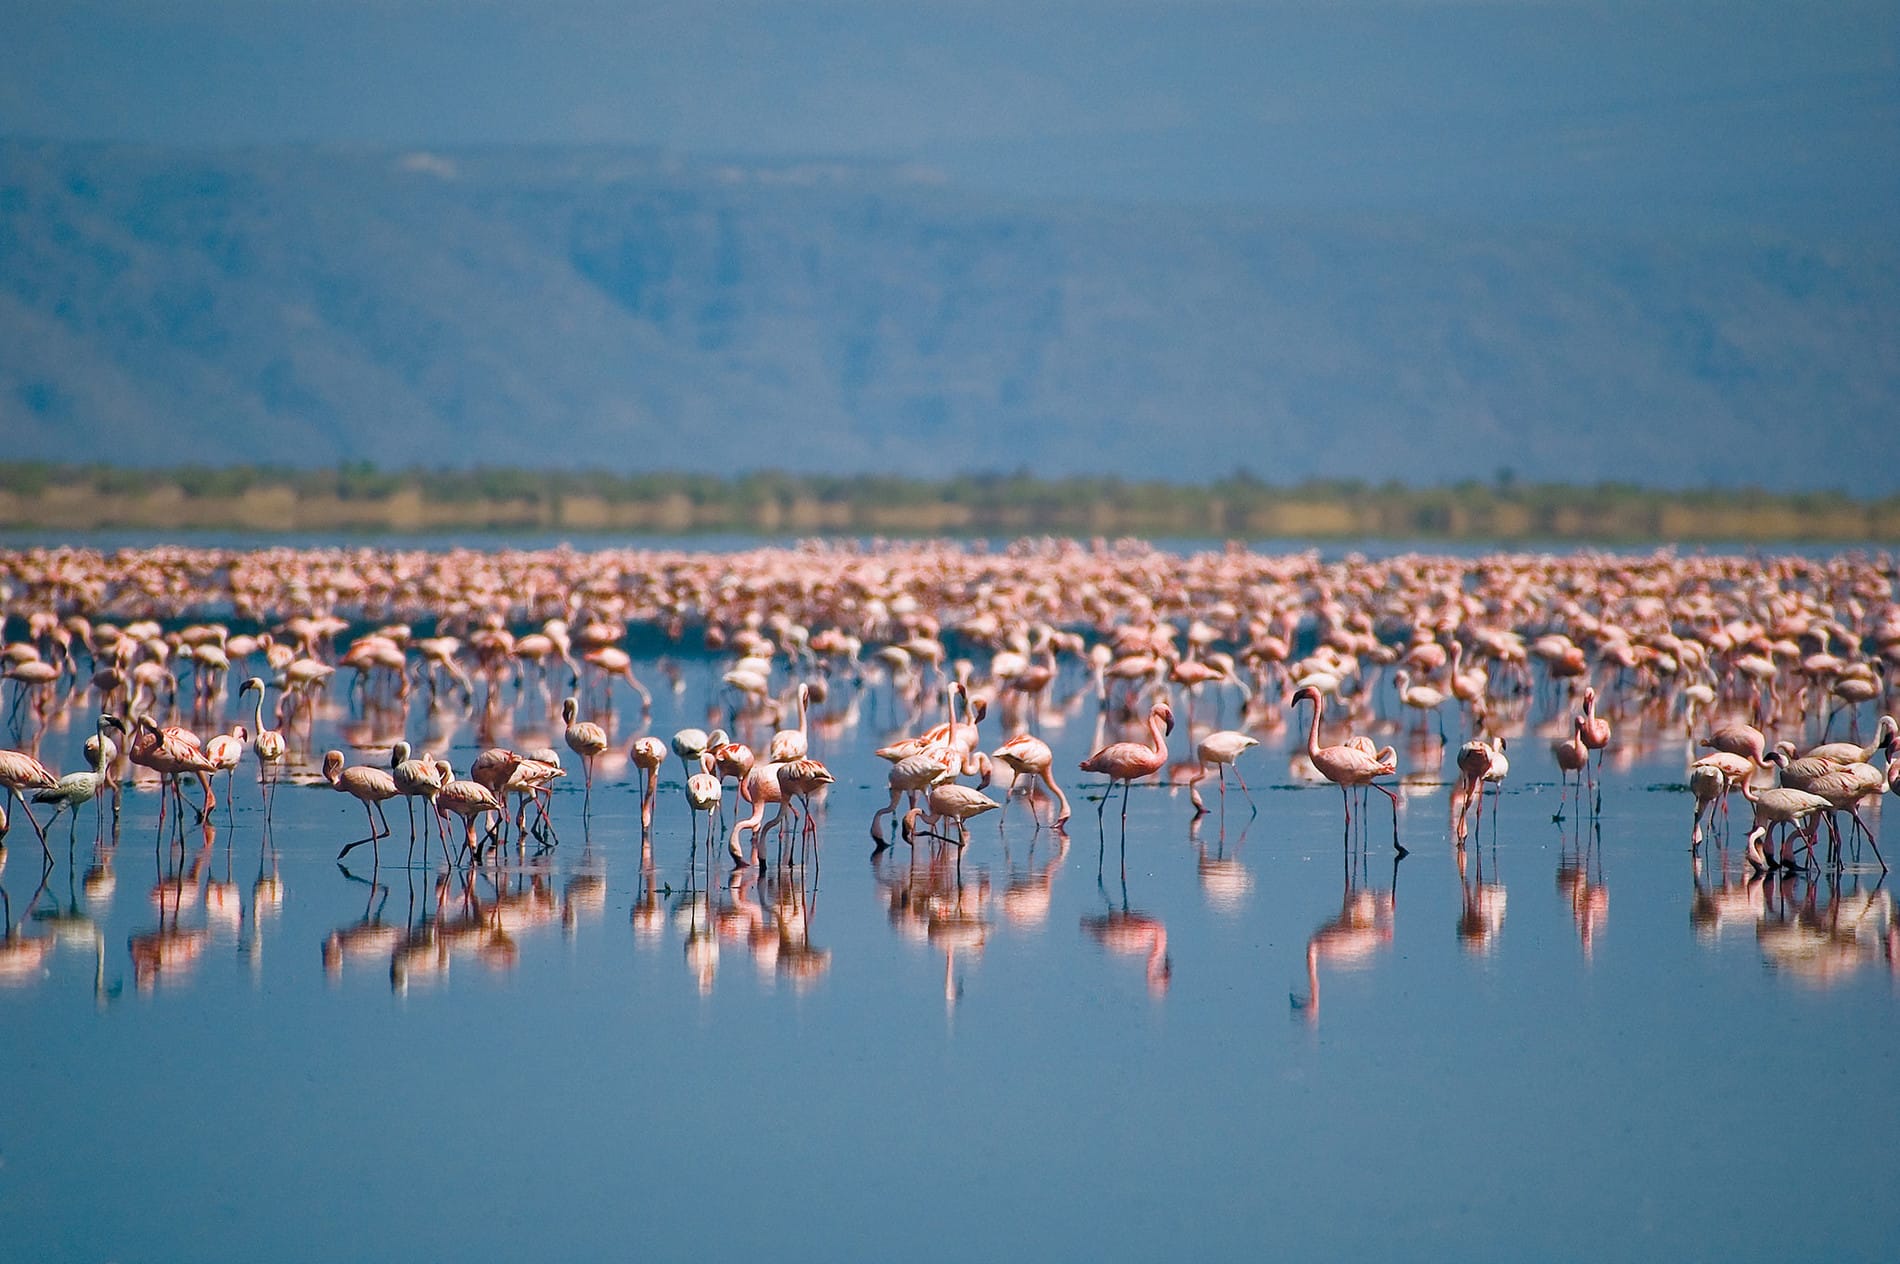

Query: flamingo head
[99,712,126,733]
[1290,685,1320,709]
[239,676,265,696]
[562,696,578,723]
[1153,702,1175,736]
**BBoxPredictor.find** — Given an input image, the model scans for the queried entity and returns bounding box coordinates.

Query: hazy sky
[2,1,1895,228]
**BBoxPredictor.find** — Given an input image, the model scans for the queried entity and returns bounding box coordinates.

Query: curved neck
[1147,709,1170,758]
[1301,696,1324,759]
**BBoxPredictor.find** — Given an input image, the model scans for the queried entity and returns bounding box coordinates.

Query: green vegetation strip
[0,462,1893,541]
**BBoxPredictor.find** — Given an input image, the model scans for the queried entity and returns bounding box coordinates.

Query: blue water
[1,654,1895,1262]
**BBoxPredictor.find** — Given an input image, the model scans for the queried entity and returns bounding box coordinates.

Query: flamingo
[1577,686,1611,809]
[1688,762,1727,848]
[1078,699,1174,838]
[1737,763,1831,874]
[32,726,115,846]
[1454,736,1506,841]
[238,677,287,814]
[124,713,221,829]
[0,747,60,858]
[432,758,505,862]
[561,696,609,810]
[1551,716,1589,822]
[767,682,812,762]
[684,752,723,852]
[1187,729,1259,815]
[990,732,1072,828]
[728,759,785,867]
[671,727,710,781]
[1393,670,1449,742]
[774,756,835,858]
[629,735,666,828]
[1290,685,1402,853]
[202,722,248,820]
[1803,714,1897,765]
[326,750,400,864]
[871,750,955,846]
[903,780,1001,852]
[390,740,449,861]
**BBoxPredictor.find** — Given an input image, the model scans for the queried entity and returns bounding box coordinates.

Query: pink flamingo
[629,735,666,828]
[1078,699,1174,836]
[990,732,1072,828]
[562,696,610,811]
[1577,685,1611,810]
[326,750,400,864]
[1290,685,1402,853]
[1551,716,1589,822]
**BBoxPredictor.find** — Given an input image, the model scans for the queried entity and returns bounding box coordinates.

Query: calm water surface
[1,654,1896,1262]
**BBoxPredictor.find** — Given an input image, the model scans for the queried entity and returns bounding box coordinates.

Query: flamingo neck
[1147,710,1170,759]
[1302,695,1324,759]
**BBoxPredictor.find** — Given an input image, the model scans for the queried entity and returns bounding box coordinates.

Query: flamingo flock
[0,540,1895,920]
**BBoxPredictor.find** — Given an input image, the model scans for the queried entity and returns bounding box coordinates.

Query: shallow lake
[1,646,1895,1262]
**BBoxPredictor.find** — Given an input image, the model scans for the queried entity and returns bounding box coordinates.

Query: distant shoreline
[1,463,1893,542]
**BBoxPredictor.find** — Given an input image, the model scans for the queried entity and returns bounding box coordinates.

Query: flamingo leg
[12,789,51,861]
[1040,770,1071,827]
[1371,782,1404,856]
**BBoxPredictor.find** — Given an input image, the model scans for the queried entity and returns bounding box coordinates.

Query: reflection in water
[1083,873,1170,995]
[874,842,990,1008]
[1455,842,1507,954]
[1556,821,1609,960]
[0,851,55,985]
[1690,859,1767,946]
[1292,850,1399,1022]
[128,818,223,992]
[1000,831,1069,928]
[1753,874,1892,989]
[1189,812,1252,916]
[3,610,1894,1022]
[322,865,399,981]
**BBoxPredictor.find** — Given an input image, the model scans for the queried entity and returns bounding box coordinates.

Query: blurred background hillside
[1,2,1895,498]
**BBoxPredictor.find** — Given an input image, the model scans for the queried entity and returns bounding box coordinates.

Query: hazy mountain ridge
[1,140,1895,489]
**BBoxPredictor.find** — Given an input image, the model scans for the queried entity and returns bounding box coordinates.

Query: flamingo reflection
[1454,842,1507,955]
[1082,873,1170,995]
[1292,850,1399,1023]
